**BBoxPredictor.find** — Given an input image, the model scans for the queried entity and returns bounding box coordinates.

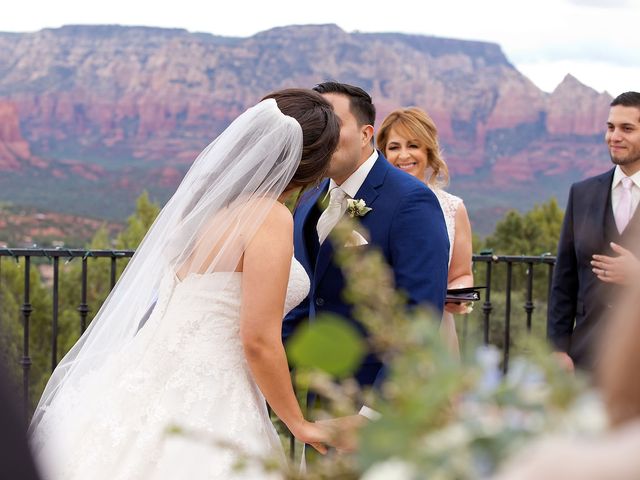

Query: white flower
[562,393,608,434]
[421,424,472,453]
[475,345,502,393]
[361,458,417,480]
[346,198,372,217]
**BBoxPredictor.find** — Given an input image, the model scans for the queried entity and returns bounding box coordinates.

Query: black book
[446,286,485,303]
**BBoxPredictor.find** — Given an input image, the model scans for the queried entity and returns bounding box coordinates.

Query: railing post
[78,256,90,334]
[503,261,513,374]
[51,257,60,371]
[524,262,534,332]
[482,257,493,345]
[110,256,117,290]
[20,256,33,422]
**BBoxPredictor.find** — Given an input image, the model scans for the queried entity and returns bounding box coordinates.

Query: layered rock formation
[0,100,33,170]
[0,24,614,235]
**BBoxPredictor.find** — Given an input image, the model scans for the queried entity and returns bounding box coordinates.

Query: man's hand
[553,351,575,373]
[316,415,368,453]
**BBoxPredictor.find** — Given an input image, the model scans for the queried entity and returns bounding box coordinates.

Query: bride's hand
[291,420,330,454]
[316,415,367,452]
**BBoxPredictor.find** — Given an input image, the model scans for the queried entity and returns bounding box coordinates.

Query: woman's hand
[444,301,473,315]
[290,420,330,454]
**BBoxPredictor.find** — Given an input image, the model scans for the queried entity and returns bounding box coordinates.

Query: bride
[29,89,340,479]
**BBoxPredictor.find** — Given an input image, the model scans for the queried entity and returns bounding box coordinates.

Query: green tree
[27,192,161,412]
[116,191,160,249]
[0,257,55,408]
[0,258,23,387]
[470,198,564,358]
[56,192,160,348]
[483,198,563,256]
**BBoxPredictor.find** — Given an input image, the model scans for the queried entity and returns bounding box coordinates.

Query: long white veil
[29,98,303,450]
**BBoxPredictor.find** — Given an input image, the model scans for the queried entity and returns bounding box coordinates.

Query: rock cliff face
[0,100,33,170]
[0,24,614,235]
[546,74,611,136]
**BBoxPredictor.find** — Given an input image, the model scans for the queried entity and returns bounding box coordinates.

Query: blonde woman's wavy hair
[376,107,449,187]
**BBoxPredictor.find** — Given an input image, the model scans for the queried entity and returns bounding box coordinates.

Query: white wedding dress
[36,258,310,480]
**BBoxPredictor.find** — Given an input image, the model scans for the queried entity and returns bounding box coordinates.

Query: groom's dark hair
[313,81,376,127]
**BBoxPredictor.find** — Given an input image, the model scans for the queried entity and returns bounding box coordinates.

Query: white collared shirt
[326,149,379,199]
[611,165,640,217]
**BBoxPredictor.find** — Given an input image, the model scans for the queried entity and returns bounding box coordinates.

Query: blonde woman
[377,107,473,357]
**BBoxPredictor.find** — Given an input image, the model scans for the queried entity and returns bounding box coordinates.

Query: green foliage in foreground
[287,314,365,379]
[280,217,598,479]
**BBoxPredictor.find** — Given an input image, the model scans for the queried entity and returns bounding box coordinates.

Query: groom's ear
[360,124,374,147]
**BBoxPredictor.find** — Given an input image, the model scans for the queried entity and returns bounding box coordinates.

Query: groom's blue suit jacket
[283,152,449,387]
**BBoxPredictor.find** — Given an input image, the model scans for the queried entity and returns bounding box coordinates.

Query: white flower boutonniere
[346,198,372,218]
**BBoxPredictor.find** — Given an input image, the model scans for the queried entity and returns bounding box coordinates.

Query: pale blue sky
[4,0,638,96]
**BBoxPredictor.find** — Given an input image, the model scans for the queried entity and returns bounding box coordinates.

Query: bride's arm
[239,202,328,452]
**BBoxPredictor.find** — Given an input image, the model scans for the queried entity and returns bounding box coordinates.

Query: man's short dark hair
[313,81,376,126]
[610,91,640,109]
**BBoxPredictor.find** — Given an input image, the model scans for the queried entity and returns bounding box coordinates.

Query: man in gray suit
[548,91,640,371]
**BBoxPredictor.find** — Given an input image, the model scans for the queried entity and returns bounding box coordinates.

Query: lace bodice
[161,255,309,318]
[433,188,463,265]
[284,257,311,315]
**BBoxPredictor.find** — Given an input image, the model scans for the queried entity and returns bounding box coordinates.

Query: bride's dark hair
[180,89,339,217]
[262,88,340,189]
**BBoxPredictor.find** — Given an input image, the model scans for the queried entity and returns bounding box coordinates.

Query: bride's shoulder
[253,199,293,232]
[268,203,293,229]
[235,196,292,218]
[247,201,293,254]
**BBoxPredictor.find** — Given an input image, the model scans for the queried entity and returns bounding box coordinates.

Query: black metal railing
[472,252,556,373]
[1,248,557,429]
[0,248,134,421]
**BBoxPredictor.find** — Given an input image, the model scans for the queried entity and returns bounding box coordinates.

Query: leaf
[287,314,365,378]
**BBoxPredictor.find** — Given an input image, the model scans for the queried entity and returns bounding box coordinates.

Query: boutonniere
[346,198,372,218]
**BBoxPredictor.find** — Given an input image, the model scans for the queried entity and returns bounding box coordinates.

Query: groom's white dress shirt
[326,149,378,199]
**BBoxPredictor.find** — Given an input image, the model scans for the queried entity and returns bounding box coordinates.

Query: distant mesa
[0,24,613,236]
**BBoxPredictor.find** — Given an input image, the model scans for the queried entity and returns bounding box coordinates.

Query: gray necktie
[317,187,347,244]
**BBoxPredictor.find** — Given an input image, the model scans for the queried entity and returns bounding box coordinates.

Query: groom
[283,81,449,391]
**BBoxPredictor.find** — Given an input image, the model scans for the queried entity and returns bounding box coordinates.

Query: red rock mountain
[0,25,614,236]
[0,100,33,170]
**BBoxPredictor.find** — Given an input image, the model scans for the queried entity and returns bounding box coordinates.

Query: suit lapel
[620,196,640,254]
[355,153,387,209]
[313,154,389,284]
[314,238,335,287]
[582,169,614,250]
[352,155,387,233]
[298,180,328,272]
